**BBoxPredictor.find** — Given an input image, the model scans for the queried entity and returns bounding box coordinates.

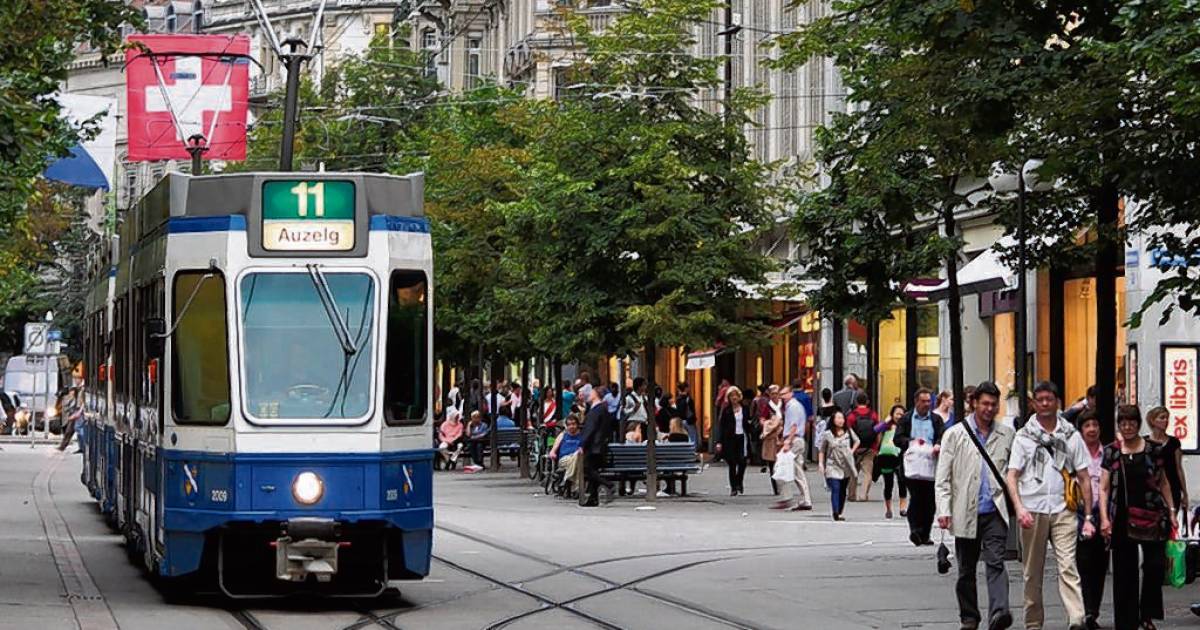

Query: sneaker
[769,501,792,510]
[885,509,893,519]
[656,490,669,498]
[790,504,812,512]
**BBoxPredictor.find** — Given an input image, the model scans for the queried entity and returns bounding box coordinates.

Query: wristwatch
[1084,514,1096,524]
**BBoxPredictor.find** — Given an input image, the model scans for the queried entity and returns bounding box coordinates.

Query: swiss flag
[125,34,250,162]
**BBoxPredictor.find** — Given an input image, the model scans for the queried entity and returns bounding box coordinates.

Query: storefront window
[916,305,940,392]
[878,308,906,410]
[992,312,1016,418]
[1063,278,1126,405]
[795,312,820,394]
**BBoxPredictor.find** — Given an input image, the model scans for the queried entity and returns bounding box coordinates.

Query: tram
[80,171,433,596]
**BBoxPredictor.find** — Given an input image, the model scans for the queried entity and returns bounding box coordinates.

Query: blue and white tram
[80,172,433,596]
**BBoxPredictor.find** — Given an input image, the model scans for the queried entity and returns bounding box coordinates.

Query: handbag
[772,450,797,482]
[903,441,937,481]
[1167,521,1188,589]
[1121,454,1164,542]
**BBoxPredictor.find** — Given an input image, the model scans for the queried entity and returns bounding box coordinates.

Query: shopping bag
[1166,538,1188,589]
[903,441,937,481]
[772,451,796,482]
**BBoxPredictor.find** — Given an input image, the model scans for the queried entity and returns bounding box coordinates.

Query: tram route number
[261,180,357,252]
[210,489,229,503]
[386,489,398,501]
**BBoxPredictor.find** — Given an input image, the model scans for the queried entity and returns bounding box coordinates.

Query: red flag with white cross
[125,34,250,162]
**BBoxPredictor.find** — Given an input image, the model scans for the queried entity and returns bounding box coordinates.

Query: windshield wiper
[306,264,357,356]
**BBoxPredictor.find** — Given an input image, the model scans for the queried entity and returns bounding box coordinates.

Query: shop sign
[1163,345,1200,452]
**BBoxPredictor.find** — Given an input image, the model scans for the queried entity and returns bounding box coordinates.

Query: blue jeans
[685,423,698,451]
[827,477,848,517]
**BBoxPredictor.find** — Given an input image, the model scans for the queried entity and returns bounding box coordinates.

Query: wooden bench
[478,426,524,459]
[598,443,700,496]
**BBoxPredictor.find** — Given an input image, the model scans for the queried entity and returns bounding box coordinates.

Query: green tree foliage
[503,0,781,364]
[237,33,441,172]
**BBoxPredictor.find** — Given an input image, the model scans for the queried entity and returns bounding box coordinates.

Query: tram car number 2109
[78,172,434,597]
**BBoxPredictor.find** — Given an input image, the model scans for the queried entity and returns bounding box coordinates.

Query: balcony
[249,74,282,100]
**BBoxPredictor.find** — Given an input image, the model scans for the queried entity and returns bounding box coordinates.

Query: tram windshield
[239,271,375,420]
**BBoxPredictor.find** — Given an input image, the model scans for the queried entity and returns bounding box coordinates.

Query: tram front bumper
[275,518,342,582]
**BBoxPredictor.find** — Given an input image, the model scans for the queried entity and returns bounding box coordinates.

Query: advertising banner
[1163,345,1200,452]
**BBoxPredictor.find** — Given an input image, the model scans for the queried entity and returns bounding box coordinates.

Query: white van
[2,354,72,431]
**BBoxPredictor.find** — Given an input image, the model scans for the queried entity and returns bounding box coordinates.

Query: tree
[236,32,440,172]
[774,0,1054,425]
[504,0,782,498]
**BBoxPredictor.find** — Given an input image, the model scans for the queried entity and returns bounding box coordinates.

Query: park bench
[599,442,700,496]
[478,426,524,460]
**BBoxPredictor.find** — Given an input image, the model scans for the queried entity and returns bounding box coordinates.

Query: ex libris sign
[125,34,250,162]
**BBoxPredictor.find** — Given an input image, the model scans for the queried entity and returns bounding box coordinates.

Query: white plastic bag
[772,450,797,482]
[903,441,937,481]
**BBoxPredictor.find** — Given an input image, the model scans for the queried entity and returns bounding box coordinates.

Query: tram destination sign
[261,180,355,251]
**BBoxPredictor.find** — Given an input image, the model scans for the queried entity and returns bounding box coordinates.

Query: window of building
[171,271,230,425]
[193,1,203,32]
[384,271,429,426]
[375,22,391,38]
[878,308,906,410]
[467,37,482,89]
[422,29,437,50]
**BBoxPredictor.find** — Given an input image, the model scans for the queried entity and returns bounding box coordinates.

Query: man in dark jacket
[832,374,859,415]
[894,387,945,546]
[578,386,616,506]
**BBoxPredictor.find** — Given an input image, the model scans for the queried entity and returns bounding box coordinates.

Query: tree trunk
[943,195,966,428]
[644,344,658,502]
[518,358,530,478]
[1095,185,1120,445]
[488,356,500,471]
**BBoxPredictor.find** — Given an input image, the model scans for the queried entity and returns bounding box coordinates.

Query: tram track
[434,523,765,629]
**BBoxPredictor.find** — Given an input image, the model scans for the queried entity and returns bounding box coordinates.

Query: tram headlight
[292,471,324,505]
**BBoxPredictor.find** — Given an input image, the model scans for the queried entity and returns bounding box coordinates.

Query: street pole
[1015,168,1029,424]
[279,38,308,172]
[186,134,207,175]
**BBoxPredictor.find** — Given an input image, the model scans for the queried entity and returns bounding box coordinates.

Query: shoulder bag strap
[962,424,1016,517]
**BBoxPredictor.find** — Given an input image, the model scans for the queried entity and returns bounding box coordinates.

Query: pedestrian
[1063,385,1097,426]
[819,410,859,521]
[717,386,749,496]
[603,383,621,416]
[832,374,859,416]
[771,385,814,512]
[542,386,558,425]
[561,385,576,420]
[792,377,814,418]
[623,377,648,427]
[847,391,879,501]
[55,387,82,452]
[1006,380,1094,630]
[1074,409,1108,630]
[935,390,955,429]
[814,387,837,461]
[761,401,783,496]
[874,404,907,519]
[676,382,699,448]
[655,388,674,436]
[579,387,616,507]
[1099,405,1176,630]
[1146,405,1188,517]
[896,388,945,546]
[934,381,1015,630]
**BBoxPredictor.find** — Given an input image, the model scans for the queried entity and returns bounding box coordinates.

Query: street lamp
[987,159,1051,423]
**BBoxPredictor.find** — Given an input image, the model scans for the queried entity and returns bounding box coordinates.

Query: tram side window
[171,271,231,425]
[384,271,428,426]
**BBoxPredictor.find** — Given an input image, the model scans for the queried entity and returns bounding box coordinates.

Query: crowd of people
[431,371,1194,629]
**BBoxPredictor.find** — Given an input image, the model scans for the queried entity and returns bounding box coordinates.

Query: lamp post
[987,160,1048,425]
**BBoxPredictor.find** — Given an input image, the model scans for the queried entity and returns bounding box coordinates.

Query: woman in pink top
[437,408,466,469]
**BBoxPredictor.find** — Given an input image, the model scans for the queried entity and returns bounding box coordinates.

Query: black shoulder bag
[961,424,1021,561]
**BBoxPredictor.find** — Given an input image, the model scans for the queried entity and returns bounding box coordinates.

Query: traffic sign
[23,323,49,355]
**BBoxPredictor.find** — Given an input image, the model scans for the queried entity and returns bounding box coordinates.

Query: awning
[905,237,1017,302]
[685,346,732,371]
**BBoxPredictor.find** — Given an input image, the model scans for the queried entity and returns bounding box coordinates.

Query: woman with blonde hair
[717,386,750,496]
[1146,405,1188,515]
